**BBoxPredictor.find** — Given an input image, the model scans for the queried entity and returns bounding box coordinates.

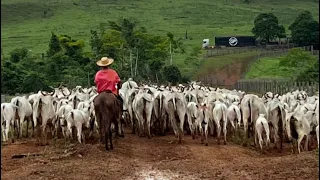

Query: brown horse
[93,91,123,151]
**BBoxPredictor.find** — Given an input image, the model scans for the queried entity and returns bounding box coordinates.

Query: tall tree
[252,13,286,43]
[289,11,319,47]
[47,32,62,57]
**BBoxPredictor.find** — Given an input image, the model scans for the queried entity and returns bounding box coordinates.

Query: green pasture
[245,56,296,79]
[1,0,319,75]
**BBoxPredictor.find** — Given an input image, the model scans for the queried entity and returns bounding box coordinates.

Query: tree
[289,11,319,47]
[90,30,103,58]
[47,32,62,57]
[184,46,202,67]
[252,13,286,43]
[149,58,165,82]
[1,60,25,94]
[296,59,319,82]
[163,65,181,84]
[279,48,317,81]
[9,48,29,63]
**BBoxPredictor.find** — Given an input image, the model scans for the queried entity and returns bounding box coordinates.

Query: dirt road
[1,129,319,180]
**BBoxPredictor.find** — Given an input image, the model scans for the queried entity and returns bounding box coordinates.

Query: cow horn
[61,89,69,96]
[48,90,55,96]
[180,86,185,93]
[41,91,48,96]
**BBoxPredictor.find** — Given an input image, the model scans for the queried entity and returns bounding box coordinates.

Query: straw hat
[96,57,114,67]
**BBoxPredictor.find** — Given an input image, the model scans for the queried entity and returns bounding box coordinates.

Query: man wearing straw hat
[94,57,123,105]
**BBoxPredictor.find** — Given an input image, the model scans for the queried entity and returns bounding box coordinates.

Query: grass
[193,51,260,79]
[245,56,296,79]
[1,0,319,76]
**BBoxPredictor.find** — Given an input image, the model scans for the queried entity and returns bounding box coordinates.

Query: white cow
[56,104,74,138]
[255,114,270,152]
[186,102,199,139]
[1,103,19,142]
[10,96,33,138]
[65,109,90,143]
[286,111,311,154]
[132,91,154,138]
[33,92,56,145]
[226,102,241,133]
[212,101,228,145]
[164,92,186,143]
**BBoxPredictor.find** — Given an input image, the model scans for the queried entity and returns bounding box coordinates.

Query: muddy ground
[1,129,319,180]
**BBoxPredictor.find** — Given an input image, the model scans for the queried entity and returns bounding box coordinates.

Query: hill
[1,0,319,76]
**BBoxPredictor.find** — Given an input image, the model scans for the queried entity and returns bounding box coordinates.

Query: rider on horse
[94,57,123,106]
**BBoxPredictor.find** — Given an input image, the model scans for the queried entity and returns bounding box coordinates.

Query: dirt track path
[1,129,319,180]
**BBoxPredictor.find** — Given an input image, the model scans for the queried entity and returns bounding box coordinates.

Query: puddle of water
[126,167,198,180]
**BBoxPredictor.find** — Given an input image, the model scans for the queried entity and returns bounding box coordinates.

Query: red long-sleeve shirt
[94,69,120,95]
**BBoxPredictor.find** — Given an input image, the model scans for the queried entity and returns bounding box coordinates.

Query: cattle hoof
[192,136,195,140]
[217,142,220,145]
[119,134,125,138]
[105,147,110,151]
[224,141,226,145]
[11,139,15,144]
[205,143,208,146]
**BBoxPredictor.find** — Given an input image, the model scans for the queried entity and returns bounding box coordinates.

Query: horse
[93,91,123,151]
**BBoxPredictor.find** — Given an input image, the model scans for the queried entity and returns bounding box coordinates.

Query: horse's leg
[105,125,110,151]
[114,120,119,138]
[109,127,113,150]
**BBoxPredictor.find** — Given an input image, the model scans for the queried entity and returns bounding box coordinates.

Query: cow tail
[14,98,20,118]
[173,96,176,110]
[289,118,298,140]
[234,106,241,128]
[277,106,283,149]
[159,93,162,115]
[248,98,253,138]
[73,97,77,109]
[222,106,227,126]
[71,111,74,121]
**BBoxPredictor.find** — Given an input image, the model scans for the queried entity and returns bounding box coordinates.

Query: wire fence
[203,45,319,59]
[233,79,319,95]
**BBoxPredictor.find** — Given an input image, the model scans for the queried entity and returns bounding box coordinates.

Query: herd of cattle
[1,79,319,154]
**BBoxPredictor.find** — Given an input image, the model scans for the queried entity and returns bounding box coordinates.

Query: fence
[233,79,319,95]
[204,45,319,59]
[1,95,5,103]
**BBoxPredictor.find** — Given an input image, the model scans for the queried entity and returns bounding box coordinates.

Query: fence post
[1,95,5,103]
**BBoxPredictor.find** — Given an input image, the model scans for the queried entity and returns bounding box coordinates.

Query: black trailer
[215,36,256,47]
